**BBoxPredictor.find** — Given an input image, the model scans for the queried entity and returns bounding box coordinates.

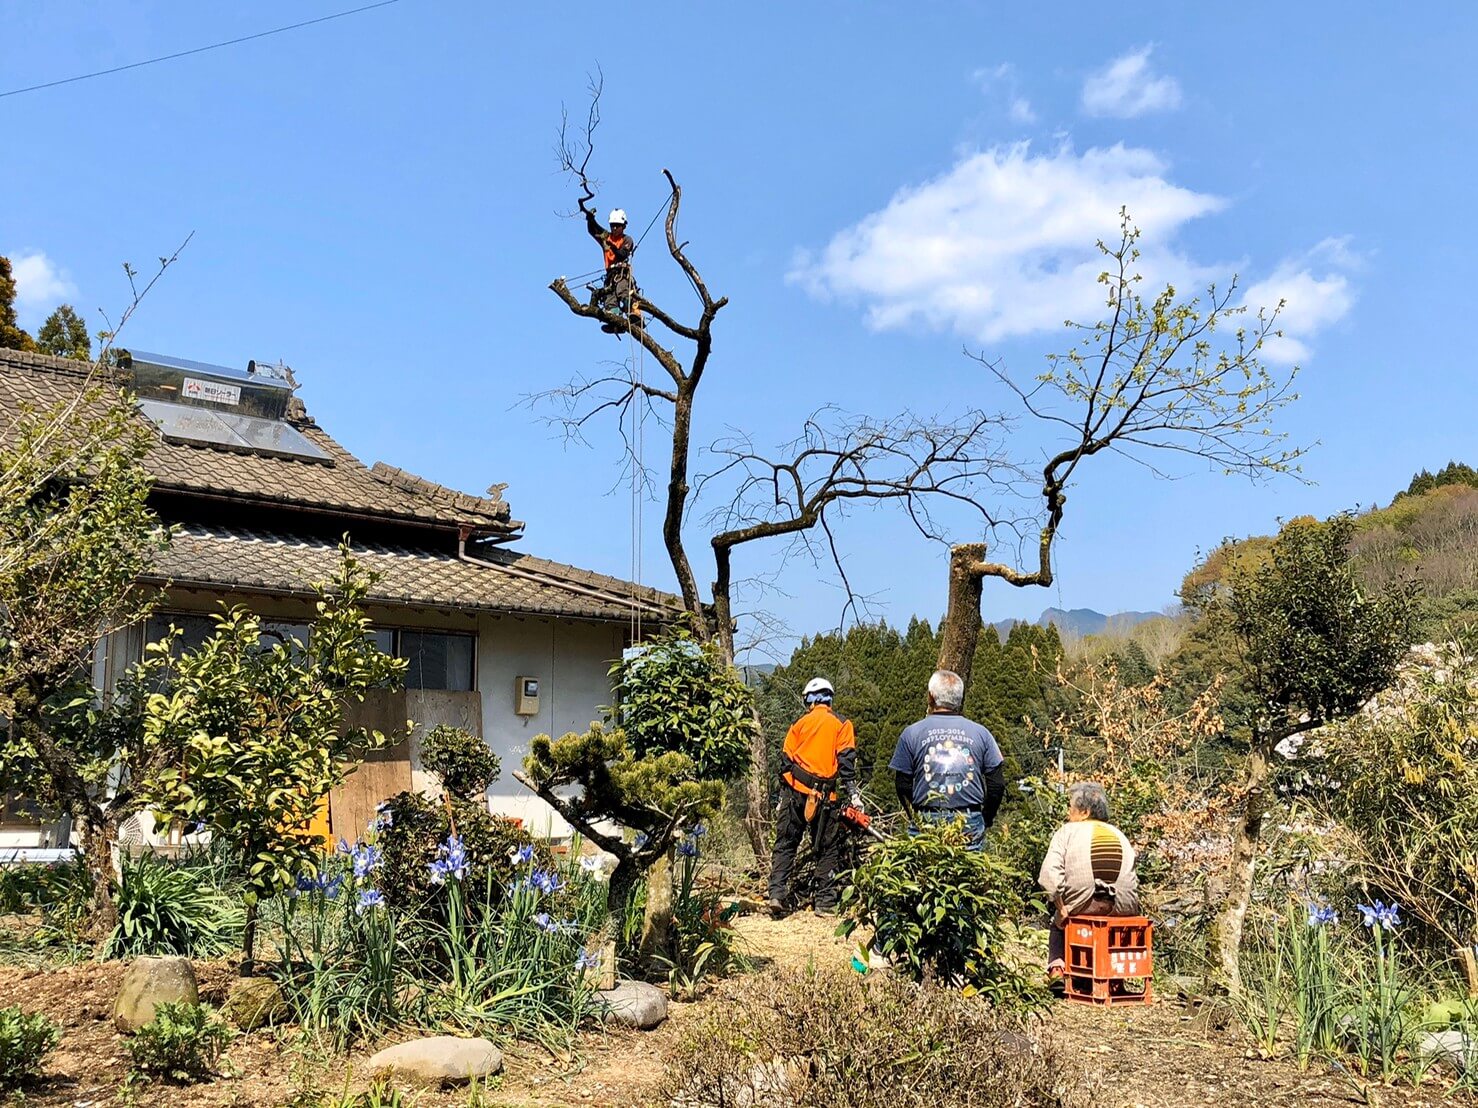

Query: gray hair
[1068,781,1110,822]
[927,670,965,712]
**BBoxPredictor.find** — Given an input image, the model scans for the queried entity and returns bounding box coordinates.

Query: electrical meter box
[515,676,540,716]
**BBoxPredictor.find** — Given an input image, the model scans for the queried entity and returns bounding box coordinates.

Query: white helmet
[802,677,834,698]
[609,208,628,226]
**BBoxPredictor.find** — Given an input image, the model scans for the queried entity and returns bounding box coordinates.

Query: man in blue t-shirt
[888,669,1006,851]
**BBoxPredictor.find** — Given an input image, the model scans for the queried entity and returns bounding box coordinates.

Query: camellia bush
[840,822,1043,1009]
[140,549,407,973]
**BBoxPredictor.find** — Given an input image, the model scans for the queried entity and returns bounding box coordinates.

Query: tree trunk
[78,810,119,948]
[713,549,771,868]
[608,854,641,930]
[1214,740,1271,992]
[639,851,675,964]
[240,901,260,978]
[937,543,987,691]
[742,713,772,869]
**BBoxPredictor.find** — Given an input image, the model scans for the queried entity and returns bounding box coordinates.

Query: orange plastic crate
[1063,915,1154,1005]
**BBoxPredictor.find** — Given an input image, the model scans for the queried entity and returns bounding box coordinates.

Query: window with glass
[139,615,474,692]
[397,630,475,691]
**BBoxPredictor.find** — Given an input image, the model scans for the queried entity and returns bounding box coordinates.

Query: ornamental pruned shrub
[0,1006,60,1090]
[420,724,500,801]
[519,630,755,915]
[840,822,1044,1009]
[373,789,552,923]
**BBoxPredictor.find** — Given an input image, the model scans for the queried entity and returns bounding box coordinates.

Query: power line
[0,0,404,100]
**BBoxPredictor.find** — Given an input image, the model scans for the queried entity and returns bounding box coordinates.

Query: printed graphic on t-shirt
[921,731,978,803]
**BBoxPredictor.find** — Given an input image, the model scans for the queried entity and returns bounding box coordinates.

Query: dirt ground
[2,912,1472,1107]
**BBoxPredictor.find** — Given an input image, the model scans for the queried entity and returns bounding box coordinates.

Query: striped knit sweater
[1037,819,1140,916]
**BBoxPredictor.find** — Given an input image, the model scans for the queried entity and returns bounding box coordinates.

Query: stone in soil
[598,980,669,1029]
[1416,1028,1475,1074]
[222,975,290,1030]
[366,1035,503,1085]
[114,956,199,1032]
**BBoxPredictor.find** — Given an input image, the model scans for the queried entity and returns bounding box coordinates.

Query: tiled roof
[147,525,686,623]
[0,347,518,536]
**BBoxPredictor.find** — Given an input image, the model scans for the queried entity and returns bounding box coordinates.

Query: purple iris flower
[429,833,469,884]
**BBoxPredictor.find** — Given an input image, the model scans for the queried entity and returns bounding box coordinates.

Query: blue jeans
[913,808,986,851]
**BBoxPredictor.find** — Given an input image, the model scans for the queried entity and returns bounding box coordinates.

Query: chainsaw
[838,803,887,843]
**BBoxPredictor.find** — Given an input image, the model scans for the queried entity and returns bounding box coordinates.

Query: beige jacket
[1038,819,1141,916]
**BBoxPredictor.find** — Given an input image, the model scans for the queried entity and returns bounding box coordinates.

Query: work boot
[600,322,618,334]
[1047,962,1066,998]
[766,896,789,919]
[814,903,837,918]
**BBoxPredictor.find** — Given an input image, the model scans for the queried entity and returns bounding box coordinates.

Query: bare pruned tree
[937,214,1306,690]
[538,84,1015,859]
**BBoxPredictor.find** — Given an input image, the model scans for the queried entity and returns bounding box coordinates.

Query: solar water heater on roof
[137,399,330,463]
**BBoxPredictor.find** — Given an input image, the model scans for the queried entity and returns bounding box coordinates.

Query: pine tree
[0,257,37,352]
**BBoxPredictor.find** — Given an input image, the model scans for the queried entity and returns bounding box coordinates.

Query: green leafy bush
[420,724,501,801]
[0,859,89,916]
[0,1006,60,1089]
[107,852,245,958]
[840,823,1043,1009]
[612,631,753,779]
[126,1001,233,1084]
[660,967,1097,1108]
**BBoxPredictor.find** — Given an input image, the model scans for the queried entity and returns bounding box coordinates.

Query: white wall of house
[0,591,627,850]
[476,612,624,837]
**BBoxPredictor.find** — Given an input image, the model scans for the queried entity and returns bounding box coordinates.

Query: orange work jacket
[781,705,856,797]
[603,233,633,271]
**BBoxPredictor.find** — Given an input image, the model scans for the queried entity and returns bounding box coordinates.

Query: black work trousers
[767,785,842,909]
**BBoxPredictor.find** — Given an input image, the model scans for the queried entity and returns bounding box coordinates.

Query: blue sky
[5,2,1475,660]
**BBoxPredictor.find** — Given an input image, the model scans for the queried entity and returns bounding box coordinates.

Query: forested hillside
[1189,464,1478,636]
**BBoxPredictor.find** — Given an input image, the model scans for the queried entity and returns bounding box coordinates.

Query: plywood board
[328,689,412,841]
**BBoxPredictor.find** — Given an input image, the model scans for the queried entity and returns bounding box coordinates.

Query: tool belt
[783,759,838,823]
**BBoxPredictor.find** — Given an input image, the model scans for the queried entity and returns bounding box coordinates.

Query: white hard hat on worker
[803,677,834,702]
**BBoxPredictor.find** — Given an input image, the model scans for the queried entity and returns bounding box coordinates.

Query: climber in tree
[586,207,644,334]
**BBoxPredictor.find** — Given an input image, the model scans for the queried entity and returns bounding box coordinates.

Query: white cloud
[1081,46,1182,118]
[972,63,1036,126]
[789,141,1225,342]
[1238,238,1359,363]
[8,251,76,325]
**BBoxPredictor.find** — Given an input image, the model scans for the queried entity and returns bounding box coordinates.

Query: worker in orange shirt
[767,677,859,917]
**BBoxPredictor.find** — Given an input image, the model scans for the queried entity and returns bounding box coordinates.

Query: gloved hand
[848,789,865,812]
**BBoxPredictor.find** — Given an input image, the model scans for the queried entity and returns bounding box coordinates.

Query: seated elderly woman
[1037,781,1140,994]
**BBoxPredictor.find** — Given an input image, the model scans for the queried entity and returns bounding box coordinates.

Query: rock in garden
[113,956,199,1032]
[222,975,290,1030]
[1417,1028,1475,1074]
[598,980,669,1029]
[366,1036,503,1085]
